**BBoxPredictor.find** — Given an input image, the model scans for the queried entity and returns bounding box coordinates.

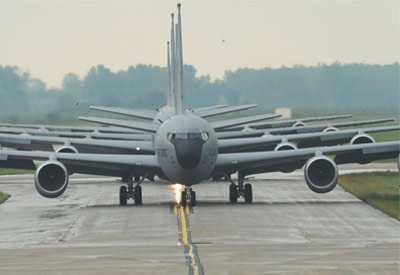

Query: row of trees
[0,62,398,118]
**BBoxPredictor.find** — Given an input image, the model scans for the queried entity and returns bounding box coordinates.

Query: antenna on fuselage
[174,3,187,115]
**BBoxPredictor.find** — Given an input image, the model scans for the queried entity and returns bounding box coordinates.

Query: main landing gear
[181,186,196,207]
[119,175,144,205]
[228,171,253,203]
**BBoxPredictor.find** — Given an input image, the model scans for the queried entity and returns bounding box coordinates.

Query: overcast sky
[0,0,398,87]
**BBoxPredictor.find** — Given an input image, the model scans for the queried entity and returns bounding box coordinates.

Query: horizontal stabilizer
[89,106,156,120]
[79,116,158,133]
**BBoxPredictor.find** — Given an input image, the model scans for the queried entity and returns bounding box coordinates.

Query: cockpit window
[168,132,209,141]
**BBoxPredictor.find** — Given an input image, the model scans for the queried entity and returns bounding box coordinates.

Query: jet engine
[274,142,297,151]
[34,161,69,198]
[304,156,338,193]
[350,134,375,145]
[274,142,298,173]
[323,127,338,132]
[292,121,306,127]
[56,145,78,154]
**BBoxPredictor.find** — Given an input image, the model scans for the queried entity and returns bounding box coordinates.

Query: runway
[0,163,399,274]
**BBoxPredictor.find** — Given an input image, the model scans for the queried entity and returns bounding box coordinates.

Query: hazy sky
[0,0,398,87]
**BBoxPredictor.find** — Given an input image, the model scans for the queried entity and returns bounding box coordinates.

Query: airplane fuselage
[154,114,217,185]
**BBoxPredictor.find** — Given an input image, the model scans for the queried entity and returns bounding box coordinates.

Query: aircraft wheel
[229,183,238,203]
[135,185,142,205]
[190,191,196,206]
[181,190,187,207]
[119,186,127,206]
[244,183,253,203]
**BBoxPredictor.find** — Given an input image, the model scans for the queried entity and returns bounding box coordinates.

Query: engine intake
[350,134,375,145]
[304,156,338,193]
[293,121,306,127]
[274,142,297,151]
[323,127,338,133]
[34,161,69,198]
[56,145,78,154]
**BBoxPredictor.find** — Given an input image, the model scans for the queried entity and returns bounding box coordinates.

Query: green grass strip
[339,172,400,220]
[0,192,10,205]
[0,168,34,175]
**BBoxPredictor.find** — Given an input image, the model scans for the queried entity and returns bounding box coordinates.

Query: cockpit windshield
[168,132,209,142]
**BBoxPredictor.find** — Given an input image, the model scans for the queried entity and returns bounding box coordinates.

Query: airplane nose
[172,139,204,169]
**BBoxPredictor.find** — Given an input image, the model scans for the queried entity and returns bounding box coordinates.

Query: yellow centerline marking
[180,205,189,245]
[179,205,200,275]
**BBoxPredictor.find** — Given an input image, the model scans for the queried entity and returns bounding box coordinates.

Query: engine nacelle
[274,142,297,151]
[304,156,338,193]
[397,154,400,172]
[293,121,306,127]
[274,142,298,173]
[56,145,78,154]
[34,161,69,198]
[350,134,375,145]
[323,127,338,133]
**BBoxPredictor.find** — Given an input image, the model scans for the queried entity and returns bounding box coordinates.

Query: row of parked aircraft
[0,4,399,206]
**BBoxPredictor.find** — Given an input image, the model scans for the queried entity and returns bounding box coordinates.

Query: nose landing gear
[181,186,196,207]
[119,175,144,205]
[228,171,253,203]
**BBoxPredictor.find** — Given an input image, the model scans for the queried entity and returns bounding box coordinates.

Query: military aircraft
[1,4,399,207]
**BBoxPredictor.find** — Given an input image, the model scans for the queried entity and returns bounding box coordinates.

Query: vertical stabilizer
[170,13,178,112]
[175,3,187,115]
[167,41,172,107]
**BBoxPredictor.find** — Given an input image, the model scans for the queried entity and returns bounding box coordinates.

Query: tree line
[0,62,398,120]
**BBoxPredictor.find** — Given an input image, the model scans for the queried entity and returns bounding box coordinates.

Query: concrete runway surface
[0,163,399,275]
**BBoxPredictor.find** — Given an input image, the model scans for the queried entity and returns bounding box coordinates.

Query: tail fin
[167,41,172,107]
[169,14,177,109]
[174,3,187,115]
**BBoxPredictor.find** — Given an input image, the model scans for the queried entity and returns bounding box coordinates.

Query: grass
[339,172,400,220]
[0,191,10,205]
[0,168,34,175]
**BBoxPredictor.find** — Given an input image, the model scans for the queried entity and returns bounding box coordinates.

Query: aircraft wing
[0,129,153,141]
[0,150,163,178]
[0,122,142,134]
[211,114,281,131]
[0,133,154,154]
[89,106,157,120]
[217,125,400,153]
[244,114,353,130]
[192,104,228,112]
[194,104,257,118]
[217,118,396,139]
[213,141,400,177]
[79,116,159,133]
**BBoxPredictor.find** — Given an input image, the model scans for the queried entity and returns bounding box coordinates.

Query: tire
[190,191,196,206]
[119,186,127,206]
[181,191,187,207]
[244,183,253,203]
[229,183,238,203]
[135,185,142,205]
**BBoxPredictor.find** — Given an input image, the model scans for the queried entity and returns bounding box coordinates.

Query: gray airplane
[1,4,399,207]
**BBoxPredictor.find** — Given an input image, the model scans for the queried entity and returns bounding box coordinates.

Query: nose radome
[173,139,204,169]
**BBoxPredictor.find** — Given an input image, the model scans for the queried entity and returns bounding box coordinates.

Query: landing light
[172,183,183,204]
[136,147,141,151]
